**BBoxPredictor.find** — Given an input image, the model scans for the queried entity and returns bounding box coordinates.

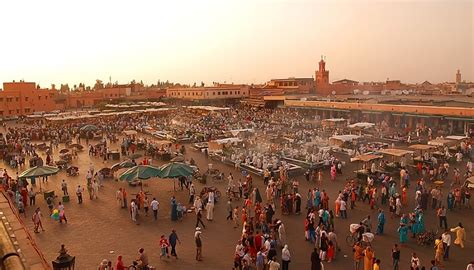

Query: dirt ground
[4,134,474,270]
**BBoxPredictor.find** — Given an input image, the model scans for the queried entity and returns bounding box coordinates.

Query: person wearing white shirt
[206,200,214,221]
[318,208,324,218]
[131,200,138,223]
[263,239,271,255]
[340,200,347,219]
[235,241,245,258]
[242,252,252,267]
[150,198,159,221]
[208,191,215,204]
[281,245,291,270]
[441,230,452,260]
[189,184,195,204]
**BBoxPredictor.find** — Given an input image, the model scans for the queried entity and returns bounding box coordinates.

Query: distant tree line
[52,79,193,92]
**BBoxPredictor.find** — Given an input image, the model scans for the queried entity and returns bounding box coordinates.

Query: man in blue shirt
[169,229,181,259]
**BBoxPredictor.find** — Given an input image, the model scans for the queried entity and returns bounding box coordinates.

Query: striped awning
[361,111,382,115]
[445,117,474,121]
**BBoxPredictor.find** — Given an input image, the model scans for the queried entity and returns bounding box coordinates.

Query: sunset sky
[0,0,472,87]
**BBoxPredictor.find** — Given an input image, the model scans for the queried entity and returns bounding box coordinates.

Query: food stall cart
[409,144,436,164]
[351,154,384,181]
[378,148,414,172]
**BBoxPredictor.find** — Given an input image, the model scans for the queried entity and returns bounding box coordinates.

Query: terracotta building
[313,58,407,95]
[166,84,249,101]
[315,56,330,94]
[266,78,314,92]
[0,81,61,117]
[63,85,165,109]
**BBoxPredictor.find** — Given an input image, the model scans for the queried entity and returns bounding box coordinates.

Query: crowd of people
[1,105,474,270]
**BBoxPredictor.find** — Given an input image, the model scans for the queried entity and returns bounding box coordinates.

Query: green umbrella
[80,124,99,132]
[111,160,136,171]
[158,162,195,192]
[118,165,161,182]
[19,165,60,178]
[19,165,60,192]
[158,162,194,178]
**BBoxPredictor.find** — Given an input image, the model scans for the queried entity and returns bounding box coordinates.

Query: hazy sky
[0,0,472,87]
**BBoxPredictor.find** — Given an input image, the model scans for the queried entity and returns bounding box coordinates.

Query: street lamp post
[52,245,75,270]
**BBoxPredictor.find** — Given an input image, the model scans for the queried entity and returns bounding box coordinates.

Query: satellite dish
[331,91,336,95]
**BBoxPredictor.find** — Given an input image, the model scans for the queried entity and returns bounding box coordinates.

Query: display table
[107,151,120,160]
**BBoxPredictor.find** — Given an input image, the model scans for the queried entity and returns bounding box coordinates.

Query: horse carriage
[99,167,114,179]
[55,160,68,169]
[66,166,79,176]
[59,153,72,163]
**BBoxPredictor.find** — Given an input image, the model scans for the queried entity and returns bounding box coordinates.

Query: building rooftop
[332,79,359,84]
[270,77,313,81]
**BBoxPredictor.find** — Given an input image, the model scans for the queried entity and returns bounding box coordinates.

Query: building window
[25,97,29,101]
[38,96,41,100]
[212,92,215,95]
[0,111,3,116]
[15,97,19,102]
[7,98,12,102]
[25,108,30,113]
[0,98,3,102]
[218,92,221,95]
[16,109,19,114]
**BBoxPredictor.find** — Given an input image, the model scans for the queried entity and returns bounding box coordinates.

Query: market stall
[409,144,436,164]
[322,118,347,130]
[329,135,360,148]
[378,148,414,171]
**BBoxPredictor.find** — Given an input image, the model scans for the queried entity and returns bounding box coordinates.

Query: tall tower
[315,56,330,94]
[456,69,461,84]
